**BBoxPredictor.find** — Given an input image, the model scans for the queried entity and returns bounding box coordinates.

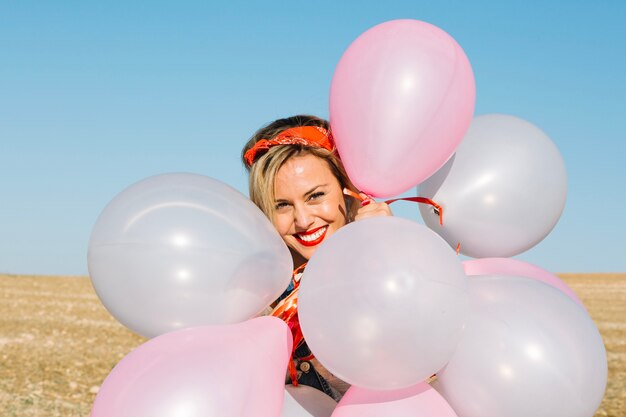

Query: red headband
[244,126,335,167]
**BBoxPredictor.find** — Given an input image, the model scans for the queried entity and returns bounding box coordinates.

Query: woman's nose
[294,205,314,230]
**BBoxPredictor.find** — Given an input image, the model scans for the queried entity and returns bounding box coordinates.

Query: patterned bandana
[244,126,334,167]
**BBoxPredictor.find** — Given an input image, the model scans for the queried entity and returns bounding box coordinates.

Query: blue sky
[1,1,624,275]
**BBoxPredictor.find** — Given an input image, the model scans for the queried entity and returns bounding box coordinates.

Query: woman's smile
[293,225,329,247]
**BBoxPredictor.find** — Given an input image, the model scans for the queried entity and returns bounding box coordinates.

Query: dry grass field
[1,273,624,416]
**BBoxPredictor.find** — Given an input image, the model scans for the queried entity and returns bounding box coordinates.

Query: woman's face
[273,153,348,262]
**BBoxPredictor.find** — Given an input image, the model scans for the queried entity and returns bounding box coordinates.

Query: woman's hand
[354,193,393,221]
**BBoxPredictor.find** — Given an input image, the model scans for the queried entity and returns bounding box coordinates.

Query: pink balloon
[330,19,475,198]
[462,257,584,307]
[332,383,458,417]
[91,317,292,417]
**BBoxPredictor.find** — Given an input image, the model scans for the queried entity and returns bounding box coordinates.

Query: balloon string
[384,197,443,225]
[343,188,361,200]
[342,188,372,206]
[343,189,443,225]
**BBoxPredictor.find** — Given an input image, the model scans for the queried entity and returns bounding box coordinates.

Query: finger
[359,193,374,207]
[355,202,393,219]
[357,200,393,217]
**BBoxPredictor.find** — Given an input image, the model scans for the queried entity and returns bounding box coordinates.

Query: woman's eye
[275,202,290,210]
[309,191,325,200]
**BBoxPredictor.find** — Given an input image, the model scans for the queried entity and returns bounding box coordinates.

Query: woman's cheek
[272,214,291,238]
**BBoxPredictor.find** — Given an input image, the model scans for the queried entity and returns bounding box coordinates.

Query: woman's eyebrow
[274,198,289,203]
[274,184,330,203]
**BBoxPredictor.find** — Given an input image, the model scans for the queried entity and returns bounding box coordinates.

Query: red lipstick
[293,225,328,247]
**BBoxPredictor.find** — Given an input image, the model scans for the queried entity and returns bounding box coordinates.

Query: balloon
[419,114,567,258]
[282,385,337,417]
[88,173,292,338]
[298,217,469,390]
[330,19,475,197]
[332,383,458,417]
[90,316,292,417]
[462,257,584,307]
[433,275,607,417]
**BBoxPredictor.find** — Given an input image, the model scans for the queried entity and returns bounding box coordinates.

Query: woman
[242,115,391,400]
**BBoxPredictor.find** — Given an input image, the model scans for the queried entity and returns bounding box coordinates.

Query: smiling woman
[241,114,392,400]
[272,154,348,265]
[243,115,392,268]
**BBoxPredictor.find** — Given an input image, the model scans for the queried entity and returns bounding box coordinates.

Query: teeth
[298,227,326,242]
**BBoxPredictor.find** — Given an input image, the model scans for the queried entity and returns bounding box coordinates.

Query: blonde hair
[242,115,359,222]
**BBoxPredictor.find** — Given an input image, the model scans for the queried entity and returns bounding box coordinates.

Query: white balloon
[88,173,292,338]
[282,385,337,417]
[419,114,567,257]
[298,217,469,390]
[434,275,607,417]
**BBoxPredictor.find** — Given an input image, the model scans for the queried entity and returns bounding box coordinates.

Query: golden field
[0,273,624,416]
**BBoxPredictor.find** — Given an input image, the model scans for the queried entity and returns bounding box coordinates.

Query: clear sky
[1,1,624,275]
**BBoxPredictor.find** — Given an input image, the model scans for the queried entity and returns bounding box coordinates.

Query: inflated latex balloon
[330,19,475,197]
[282,385,337,417]
[90,317,292,417]
[433,276,607,417]
[332,383,458,417]
[419,114,567,257]
[463,257,584,307]
[88,173,292,338]
[298,217,469,390]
